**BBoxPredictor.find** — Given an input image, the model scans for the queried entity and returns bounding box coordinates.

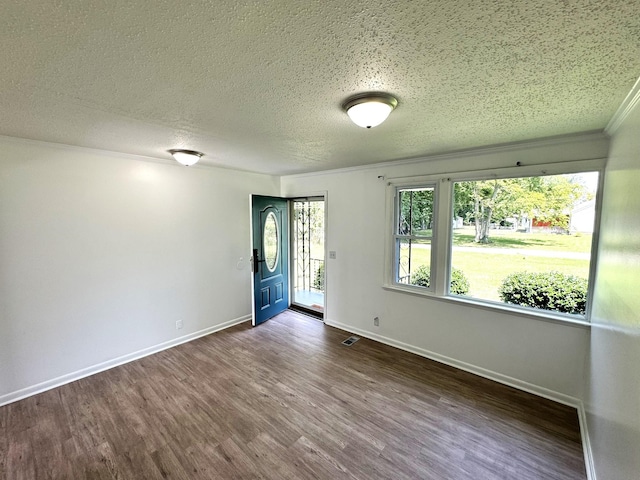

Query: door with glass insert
[251,195,289,325]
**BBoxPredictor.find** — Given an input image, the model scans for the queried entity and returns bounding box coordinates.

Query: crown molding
[605,76,640,135]
[0,134,266,176]
[0,134,178,166]
[1,129,609,180]
[283,130,607,179]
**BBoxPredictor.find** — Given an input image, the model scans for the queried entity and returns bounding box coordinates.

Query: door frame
[249,191,328,325]
[288,194,327,319]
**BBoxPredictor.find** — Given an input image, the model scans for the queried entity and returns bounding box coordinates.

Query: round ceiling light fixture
[168,149,204,166]
[342,92,398,128]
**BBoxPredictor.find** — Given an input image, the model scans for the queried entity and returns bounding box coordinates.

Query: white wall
[2,126,631,474]
[282,133,609,402]
[587,97,640,478]
[0,137,279,402]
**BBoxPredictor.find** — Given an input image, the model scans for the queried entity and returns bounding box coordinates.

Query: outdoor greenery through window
[292,198,325,314]
[451,173,598,315]
[390,165,601,319]
[395,186,435,290]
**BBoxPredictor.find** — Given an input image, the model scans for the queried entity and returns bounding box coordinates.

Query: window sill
[382,283,591,329]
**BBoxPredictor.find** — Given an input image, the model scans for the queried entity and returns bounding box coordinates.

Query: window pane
[397,238,431,287]
[263,212,279,272]
[451,172,598,316]
[398,188,434,236]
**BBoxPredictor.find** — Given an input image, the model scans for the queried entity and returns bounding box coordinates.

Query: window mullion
[432,179,452,296]
[387,163,602,321]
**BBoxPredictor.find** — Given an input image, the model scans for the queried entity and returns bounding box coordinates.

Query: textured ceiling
[1,0,639,174]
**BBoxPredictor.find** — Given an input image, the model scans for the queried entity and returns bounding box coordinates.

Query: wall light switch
[329,251,336,259]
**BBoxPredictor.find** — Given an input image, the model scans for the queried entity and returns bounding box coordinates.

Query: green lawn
[409,228,592,301]
[451,252,589,301]
[452,227,593,253]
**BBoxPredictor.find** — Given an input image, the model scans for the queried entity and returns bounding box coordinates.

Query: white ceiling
[1,1,639,175]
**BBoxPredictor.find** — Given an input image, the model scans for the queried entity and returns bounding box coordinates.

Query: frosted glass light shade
[168,149,203,166]
[343,93,398,128]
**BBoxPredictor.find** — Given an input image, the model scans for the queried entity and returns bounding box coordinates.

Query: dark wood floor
[0,310,586,479]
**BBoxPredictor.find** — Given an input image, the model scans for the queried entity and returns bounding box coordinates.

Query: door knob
[252,248,264,273]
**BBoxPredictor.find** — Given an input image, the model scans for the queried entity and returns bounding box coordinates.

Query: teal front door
[251,195,289,325]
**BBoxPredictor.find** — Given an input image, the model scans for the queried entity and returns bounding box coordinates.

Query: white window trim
[384,158,606,324]
[392,183,438,293]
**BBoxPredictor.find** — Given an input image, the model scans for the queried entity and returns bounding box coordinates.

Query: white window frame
[392,183,438,292]
[384,158,605,324]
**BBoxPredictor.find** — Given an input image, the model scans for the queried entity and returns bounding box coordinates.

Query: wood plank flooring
[0,310,586,479]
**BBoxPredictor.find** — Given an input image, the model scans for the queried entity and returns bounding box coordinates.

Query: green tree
[399,188,434,235]
[454,174,586,244]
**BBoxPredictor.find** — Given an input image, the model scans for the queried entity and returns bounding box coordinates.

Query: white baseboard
[0,315,250,407]
[577,402,597,480]
[2,314,597,479]
[325,319,597,478]
[325,318,580,406]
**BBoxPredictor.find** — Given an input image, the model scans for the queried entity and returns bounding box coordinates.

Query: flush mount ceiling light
[168,149,204,166]
[342,92,398,128]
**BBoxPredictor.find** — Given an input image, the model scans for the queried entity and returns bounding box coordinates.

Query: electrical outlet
[329,251,336,259]
[176,319,183,330]
[373,316,379,326]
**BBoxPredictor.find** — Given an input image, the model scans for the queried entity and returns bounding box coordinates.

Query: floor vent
[342,336,360,346]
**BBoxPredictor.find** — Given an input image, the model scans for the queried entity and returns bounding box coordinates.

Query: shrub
[498,271,587,315]
[450,268,470,295]
[313,263,325,291]
[411,265,470,295]
[411,265,431,288]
